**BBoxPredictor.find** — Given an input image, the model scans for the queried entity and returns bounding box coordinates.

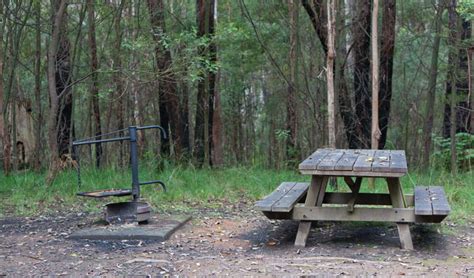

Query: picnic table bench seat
[255,183,451,223]
[414,185,450,223]
[255,182,309,212]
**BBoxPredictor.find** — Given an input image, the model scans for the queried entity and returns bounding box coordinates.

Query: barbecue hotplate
[77,189,133,198]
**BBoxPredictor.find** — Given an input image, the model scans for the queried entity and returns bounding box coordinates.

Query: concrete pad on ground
[68,215,191,241]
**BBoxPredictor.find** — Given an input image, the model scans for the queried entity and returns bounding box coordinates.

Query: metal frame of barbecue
[72,125,167,223]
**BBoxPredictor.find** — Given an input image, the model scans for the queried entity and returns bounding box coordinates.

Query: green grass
[0,164,472,223]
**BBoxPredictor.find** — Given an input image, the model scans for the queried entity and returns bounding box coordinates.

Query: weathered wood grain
[390,150,408,173]
[272,182,309,212]
[429,186,451,215]
[334,150,359,171]
[255,182,296,211]
[298,149,330,170]
[372,150,391,172]
[317,150,345,170]
[353,150,376,171]
[414,186,432,215]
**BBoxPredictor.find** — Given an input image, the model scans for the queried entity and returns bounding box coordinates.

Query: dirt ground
[1,204,473,277]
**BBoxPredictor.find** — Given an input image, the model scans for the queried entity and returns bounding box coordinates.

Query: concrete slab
[68,215,191,241]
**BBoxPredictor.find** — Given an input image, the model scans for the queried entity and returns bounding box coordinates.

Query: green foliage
[0,166,472,224]
[432,133,474,171]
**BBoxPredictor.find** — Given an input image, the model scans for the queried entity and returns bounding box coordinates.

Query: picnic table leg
[387,177,414,250]
[294,175,328,247]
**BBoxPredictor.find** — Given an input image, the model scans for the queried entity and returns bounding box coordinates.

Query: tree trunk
[194,0,215,166]
[422,1,443,169]
[378,0,395,149]
[33,0,42,171]
[371,0,380,149]
[146,0,184,158]
[0,1,11,175]
[46,0,68,184]
[211,0,223,167]
[353,0,372,149]
[112,1,125,167]
[327,0,336,148]
[87,0,102,168]
[287,0,299,159]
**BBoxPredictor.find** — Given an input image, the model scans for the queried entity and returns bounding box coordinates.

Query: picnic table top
[299,149,408,178]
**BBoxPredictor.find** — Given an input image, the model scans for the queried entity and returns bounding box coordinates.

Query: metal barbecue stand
[72,125,167,224]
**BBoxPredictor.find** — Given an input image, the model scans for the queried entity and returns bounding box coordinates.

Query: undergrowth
[0,164,472,224]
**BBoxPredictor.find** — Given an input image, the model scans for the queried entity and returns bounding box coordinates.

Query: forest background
[0,0,472,217]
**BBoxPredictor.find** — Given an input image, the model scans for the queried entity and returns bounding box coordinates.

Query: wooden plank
[389,150,408,173]
[255,182,296,211]
[372,150,391,172]
[299,149,330,170]
[429,186,451,215]
[323,192,414,206]
[300,169,405,178]
[347,178,362,212]
[295,176,328,247]
[353,150,376,172]
[291,206,416,223]
[334,150,359,171]
[414,186,432,215]
[387,177,413,250]
[272,182,309,212]
[317,150,345,170]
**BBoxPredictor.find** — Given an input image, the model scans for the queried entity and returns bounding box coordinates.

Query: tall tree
[194,0,216,166]
[33,0,42,171]
[327,0,336,148]
[371,0,380,149]
[287,0,299,158]
[87,0,102,167]
[0,0,11,175]
[147,0,185,158]
[352,0,372,149]
[422,1,444,169]
[46,0,68,183]
[211,0,223,166]
[378,0,396,149]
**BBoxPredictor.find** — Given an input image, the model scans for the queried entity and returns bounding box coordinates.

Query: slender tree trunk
[46,0,68,184]
[378,0,396,149]
[327,0,336,148]
[287,0,299,159]
[33,0,42,171]
[446,0,459,175]
[146,0,184,158]
[371,0,380,149]
[211,0,223,167]
[112,1,125,167]
[422,1,443,169]
[194,0,215,166]
[87,0,102,168]
[0,1,11,175]
[353,0,372,149]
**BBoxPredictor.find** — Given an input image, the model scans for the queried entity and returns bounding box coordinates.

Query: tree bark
[378,0,396,149]
[87,0,102,168]
[422,1,443,169]
[211,0,223,167]
[46,0,68,184]
[33,0,42,171]
[371,0,380,149]
[0,1,11,175]
[194,0,216,166]
[287,0,299,159]
[353,0,372,149]
[146,0,184,158]
[327,0,336,148]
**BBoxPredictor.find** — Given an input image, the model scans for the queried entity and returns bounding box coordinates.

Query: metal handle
[136,125,167,139]
[139,180,167,192]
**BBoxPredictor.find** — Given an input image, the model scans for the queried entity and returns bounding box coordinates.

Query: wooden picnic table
[256,148,451,250]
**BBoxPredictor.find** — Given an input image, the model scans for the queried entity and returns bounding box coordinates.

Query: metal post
[129,126,140,201]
